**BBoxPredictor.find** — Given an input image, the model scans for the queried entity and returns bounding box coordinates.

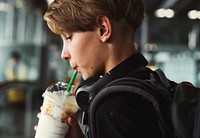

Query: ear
[96,15,112,42]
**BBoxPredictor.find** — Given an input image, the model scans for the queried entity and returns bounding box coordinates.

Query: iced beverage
[35,82,79,138]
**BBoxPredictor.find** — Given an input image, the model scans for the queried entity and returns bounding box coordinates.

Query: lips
[71,64,78,71]
[73,66,78,71]
[69,61,78,72]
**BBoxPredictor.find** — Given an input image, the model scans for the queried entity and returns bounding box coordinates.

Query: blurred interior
[0,0,199,137]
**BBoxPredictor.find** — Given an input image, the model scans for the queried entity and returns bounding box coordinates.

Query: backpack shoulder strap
[153,69,171,88]
[89,77,173,138]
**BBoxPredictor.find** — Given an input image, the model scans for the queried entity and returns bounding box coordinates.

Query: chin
[82,75,89,80]
[81,73,87,80]
[82,73,95,80]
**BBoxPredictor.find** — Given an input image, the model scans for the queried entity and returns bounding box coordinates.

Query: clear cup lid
[46,82,68,93]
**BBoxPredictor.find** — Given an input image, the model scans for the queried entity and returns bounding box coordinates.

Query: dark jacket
[78,53,172,138]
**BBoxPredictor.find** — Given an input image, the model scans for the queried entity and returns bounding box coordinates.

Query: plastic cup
[35,82,79,138]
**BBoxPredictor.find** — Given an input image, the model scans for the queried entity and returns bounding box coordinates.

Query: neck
[104,41,136,74]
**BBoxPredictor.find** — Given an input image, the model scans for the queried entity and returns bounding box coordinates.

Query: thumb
[67,116,79,127]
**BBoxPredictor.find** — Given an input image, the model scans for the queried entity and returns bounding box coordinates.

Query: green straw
[66,70,77,92]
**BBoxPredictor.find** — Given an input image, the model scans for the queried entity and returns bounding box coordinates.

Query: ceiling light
[188,10,199,19]
[155,8,165,18]
[155,8,175,18]
[198,12,200,19]
[165,9,175,18]
[0,2,10,12]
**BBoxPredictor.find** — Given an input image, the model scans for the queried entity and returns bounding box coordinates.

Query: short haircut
[43,0,146,34]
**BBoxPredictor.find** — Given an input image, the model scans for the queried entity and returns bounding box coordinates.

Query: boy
[43,0,173,137]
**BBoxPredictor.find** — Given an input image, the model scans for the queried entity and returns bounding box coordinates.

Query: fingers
[68,116,77,126]
[37,106,43,119]
[65,116,83,138]
[37,112,41,118]
[40,106,43,111]
[34,125,37,131]
[35,106,42,131]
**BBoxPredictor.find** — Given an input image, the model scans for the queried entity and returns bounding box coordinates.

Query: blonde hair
[43,0,146,34]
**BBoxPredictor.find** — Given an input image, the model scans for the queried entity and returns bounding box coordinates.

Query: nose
[61,45,70,61]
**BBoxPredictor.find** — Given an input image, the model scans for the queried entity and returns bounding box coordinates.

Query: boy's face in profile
[60,30,108,80]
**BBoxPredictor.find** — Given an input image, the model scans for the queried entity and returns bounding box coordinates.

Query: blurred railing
[0,80,46,138]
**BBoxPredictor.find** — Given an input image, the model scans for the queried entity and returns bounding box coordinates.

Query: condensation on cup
[35,82,79,138]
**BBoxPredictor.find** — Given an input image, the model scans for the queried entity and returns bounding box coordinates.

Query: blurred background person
[3,51,28,81]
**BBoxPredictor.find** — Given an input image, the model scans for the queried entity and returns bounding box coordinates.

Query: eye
[65,35,72,40]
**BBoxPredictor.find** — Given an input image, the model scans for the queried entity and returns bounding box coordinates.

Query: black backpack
[89,69,200,138]
[154,69,200,138]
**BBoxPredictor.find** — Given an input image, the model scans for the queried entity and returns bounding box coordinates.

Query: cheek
[74,35,99,59]
[71,32,104,73]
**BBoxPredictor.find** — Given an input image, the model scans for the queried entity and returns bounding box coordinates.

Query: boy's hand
[65,115,84,138]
